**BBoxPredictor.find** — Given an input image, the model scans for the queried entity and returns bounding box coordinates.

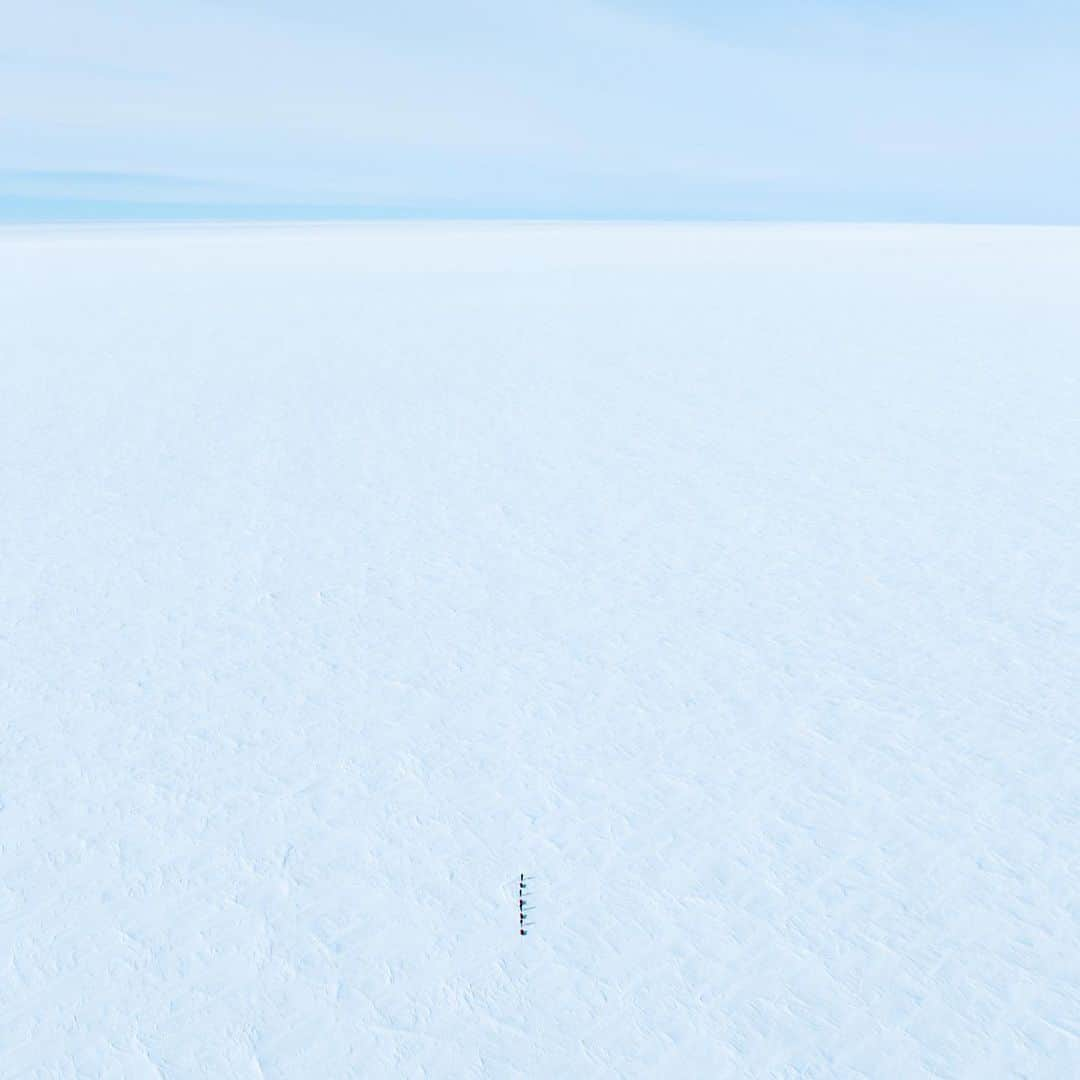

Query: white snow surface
[2,222,1078,1078]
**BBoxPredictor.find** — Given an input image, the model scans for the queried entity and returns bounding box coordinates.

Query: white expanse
[1,223,1078,1078]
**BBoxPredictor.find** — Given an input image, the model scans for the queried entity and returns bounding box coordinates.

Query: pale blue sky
[3,0,1079,221]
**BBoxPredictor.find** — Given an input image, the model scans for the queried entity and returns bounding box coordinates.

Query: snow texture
[1,223,1078,1078]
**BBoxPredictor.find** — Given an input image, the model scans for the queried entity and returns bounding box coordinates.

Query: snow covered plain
[1,222,1078,1078]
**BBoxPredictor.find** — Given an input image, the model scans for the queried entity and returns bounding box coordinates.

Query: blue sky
[3,0,1079,222]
